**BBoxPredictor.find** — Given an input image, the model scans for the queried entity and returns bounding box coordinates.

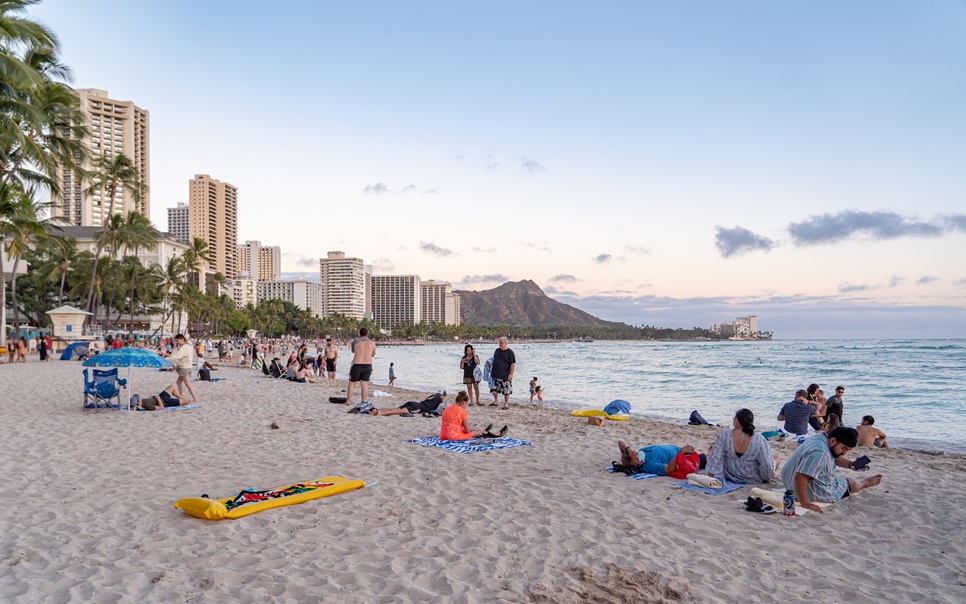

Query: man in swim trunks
[324,337,339,384]
[780,426,883,514]
[346,328,376,407]
[489,337,515,410]
[614,439,706,478]
[137,385,191,410]
[856,415,889,448]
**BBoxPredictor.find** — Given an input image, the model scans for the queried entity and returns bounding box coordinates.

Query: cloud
[543,285,577,296]
[943,214,966,232]
[714,226,777,257]
[548,274,578,283]
[955,278,966,288]
[521,241,551,252]
[473,246,497,253]
[280,271,320,282]
[593,253,612,264]
[916,275,940,285]
[788,210,942,245]
[519,156,546,173]
[455,274,510,289]
[624,245,652,256]
[419,241,457,257]
[372,258,394,272]
[364,182,389,195]
[283,254,318,268]
[888,276,906,288]
[838,282,878,293]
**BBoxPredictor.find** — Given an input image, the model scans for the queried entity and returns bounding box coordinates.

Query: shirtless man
[857,415,889,448]
[345,328,376,406]
[324,337,339,385]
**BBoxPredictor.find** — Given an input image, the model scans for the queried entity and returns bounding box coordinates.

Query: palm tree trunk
[129,251,139,333]
[10,255,20,340]
[58,269,66,306]
[0,239,6,342]
[84,189,117,313]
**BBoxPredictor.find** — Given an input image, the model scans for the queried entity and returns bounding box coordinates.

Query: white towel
[687,474,722,489]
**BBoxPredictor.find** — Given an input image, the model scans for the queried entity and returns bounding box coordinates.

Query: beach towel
[191,377,223,382]
[677,474,745,495]
[605,466,660,480]
[136,404,202,412]
[408,436,532,454]
[603,400,631,415]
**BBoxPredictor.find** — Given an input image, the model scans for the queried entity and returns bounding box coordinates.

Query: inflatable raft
[571,409,630,421]
[174,475,365,520]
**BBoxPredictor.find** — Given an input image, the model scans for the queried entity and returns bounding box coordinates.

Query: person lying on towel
[613,439,706,477]
[365,390,449,416]
[137,385,192,410]
[440,391,507,440]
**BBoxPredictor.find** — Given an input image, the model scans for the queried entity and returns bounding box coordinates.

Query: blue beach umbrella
[83,348,172,409]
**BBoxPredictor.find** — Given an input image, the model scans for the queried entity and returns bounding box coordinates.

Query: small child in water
[388,362,396,387]
[529,377,538,403]
[535,385,544,403]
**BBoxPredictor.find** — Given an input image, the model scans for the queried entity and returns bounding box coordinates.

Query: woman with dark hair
[806,383,825,431]
[706,409,779,483]
[459,344,482,406]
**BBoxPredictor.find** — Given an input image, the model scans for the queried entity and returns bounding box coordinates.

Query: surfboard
[174,475,365,520]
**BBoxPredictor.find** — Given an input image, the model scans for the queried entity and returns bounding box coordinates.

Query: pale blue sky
[32,0,966,337]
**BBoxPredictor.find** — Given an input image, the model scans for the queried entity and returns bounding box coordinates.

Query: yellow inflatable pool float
[571,409,630,421]
[174,475,365,520]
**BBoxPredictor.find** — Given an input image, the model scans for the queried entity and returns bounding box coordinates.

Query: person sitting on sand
[778,389,819,436]
[354,391,448,416]
[440,391,508,440]
[706,408,780,483]
[137,385,192,410]
[822,413,841,434]
[614,440,707,477]
[857,416,888,448]
[780,426,883,514]
[288,360,314,383]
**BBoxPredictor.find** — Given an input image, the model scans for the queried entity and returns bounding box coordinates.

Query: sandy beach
[1,358,964,603]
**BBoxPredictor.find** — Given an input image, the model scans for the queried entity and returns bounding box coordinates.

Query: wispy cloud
[456,151,545,174]
[943,214,966,232]
[455,274,510,289]
[521,240,551,252]
[838,282,877,293]
[372,258,395,272]
[365,182,438,195]
[548,274,579,283]
[419,241,457,257]
[916,275,940,285]
[364,182,389,195]
[280,271,321,282]
[888,276,906,288]
[473,246,497,253]
[519,156,546,173]
[714,226,777,258]
[788,210,943,245]
[954,278,966,288]
[593,253,613,264]
[284,254,318,268]
[623,245,651,256]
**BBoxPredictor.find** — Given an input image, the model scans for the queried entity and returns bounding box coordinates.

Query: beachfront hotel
[371,275,422,331]
[238,240,282,282]
[258,279,324,318]
[166,202,190,243]
[420,280,461,326]
[319,251,367,320]
[188,174,239,282]
[51,88,150,227]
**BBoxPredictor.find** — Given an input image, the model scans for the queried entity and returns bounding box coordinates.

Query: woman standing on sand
[460,344,482,406]
[17,337,28,363]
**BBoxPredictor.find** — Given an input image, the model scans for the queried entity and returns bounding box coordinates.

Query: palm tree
[82,153,144,313]
[117,211,158,329]
[150,255,185,339]
[36,234,77,305]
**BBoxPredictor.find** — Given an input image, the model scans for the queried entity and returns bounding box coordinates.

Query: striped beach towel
[408,436,532,454]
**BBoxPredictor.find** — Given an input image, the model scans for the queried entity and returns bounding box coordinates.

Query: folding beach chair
[83,368,127,412]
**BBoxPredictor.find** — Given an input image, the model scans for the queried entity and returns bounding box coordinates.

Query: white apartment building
[319,251,366,319]
[420,280,461,326]
[230,272,258,309]
[238,240,281,281]
[52,89,150,227]
[257,279,324,318]
[372,275,421,332]
[735,315,758,338]
[167,202,190,243]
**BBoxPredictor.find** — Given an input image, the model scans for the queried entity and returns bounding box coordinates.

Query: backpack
[198,368,211,381]
[688,410,710,426]
[473,365,483,383]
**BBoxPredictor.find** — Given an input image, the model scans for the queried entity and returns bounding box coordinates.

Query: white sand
[1,358,964,602]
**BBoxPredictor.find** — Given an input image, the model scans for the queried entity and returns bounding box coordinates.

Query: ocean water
[354,339,966,454]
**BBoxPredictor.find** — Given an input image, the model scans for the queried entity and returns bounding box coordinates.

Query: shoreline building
[52,89,150,227]
[230,271,258,309]
[238,240,281,282]
[258,279,324,318]
[372,275,421,332]
[167,202,190,243]
[319,251,366,319]
[710,315,759,339]
[189,174,238,283]
[420,280,461,326]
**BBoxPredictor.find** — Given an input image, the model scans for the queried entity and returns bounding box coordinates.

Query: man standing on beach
[324,337,339,384]
[345,328,375,407]
[825,386,845,423]
[489,337,516,410]
[780,426,883,513]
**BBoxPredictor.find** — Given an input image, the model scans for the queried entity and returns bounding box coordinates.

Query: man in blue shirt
[778,389,818,436]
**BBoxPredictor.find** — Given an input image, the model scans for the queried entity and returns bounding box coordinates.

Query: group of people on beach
[3,333,54,363]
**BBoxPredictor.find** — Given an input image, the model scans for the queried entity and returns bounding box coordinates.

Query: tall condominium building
[189,174,238,279]
[319,251,366,319]
[52,89,150,227]
[230,272,258,309]
[371,275,421,332]
[735,315,758,338]
[420,280,461,326]
[167,202,190,243]
[237,241,280,281]
[257,279,324,318]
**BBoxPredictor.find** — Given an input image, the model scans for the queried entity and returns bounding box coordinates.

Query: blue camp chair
[83,368,127,412]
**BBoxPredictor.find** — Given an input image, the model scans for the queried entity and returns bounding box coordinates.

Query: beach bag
[473,365,483,383]
[667,451,701,479]
[328,396,347,404]
[198,368,211,381]
[688,410,710,426]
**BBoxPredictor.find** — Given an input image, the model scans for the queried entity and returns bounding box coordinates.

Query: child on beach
[440,391,507,440]
[535,385,544,403]
[389,362,396,387]
[529,377,538,403]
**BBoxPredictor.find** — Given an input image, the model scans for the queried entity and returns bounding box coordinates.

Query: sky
[31,0,966,338]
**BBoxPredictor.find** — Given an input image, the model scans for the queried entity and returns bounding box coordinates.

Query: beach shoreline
[2,359,963,602]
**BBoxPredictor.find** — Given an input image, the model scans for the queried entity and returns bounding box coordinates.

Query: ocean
[352,339,966,455]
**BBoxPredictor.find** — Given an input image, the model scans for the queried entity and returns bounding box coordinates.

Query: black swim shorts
[349,364,372,382]
[325,358,336,372]
[159,391,181,407]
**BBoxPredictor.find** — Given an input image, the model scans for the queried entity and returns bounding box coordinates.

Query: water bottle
[783,489,796,517]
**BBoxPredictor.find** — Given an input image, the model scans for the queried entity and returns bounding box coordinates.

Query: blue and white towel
[408,436,532,454]
[676,477,745,495]
[605,466,660,480]
[136,404,202,412]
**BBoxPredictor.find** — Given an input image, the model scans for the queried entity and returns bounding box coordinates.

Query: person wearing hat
[324,337,339,385]
[780,426,884,514]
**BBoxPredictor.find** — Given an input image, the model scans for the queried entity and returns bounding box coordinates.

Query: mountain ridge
[455,280,623,327]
